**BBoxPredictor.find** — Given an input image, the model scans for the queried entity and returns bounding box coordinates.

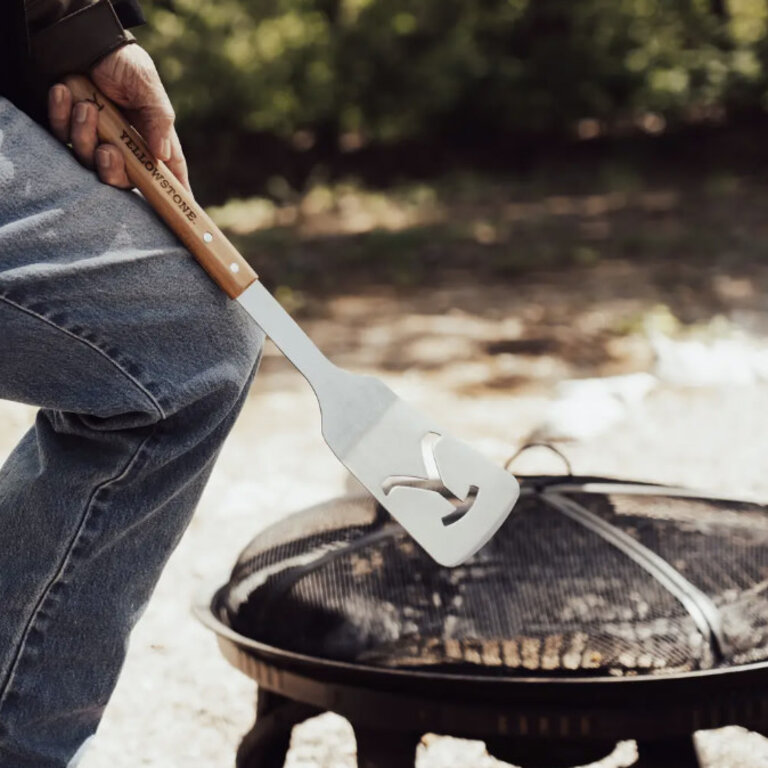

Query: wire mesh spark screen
[219,477,768,678]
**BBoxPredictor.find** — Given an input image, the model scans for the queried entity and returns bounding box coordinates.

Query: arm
[27,0,142,80]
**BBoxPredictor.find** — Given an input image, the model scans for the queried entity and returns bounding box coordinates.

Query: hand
[48,44,190,191]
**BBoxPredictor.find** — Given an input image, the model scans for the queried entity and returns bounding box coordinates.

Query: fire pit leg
[634,736,700,768]
[354,726,420,768]
[236,690,321,768]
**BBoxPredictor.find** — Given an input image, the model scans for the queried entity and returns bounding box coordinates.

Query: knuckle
[159,107,176,126]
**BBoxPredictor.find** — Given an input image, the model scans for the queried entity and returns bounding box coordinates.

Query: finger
[138,99,175,163]
[95,144,132,189]
[48,84,73,144]
[70,101,100,169]
[165,128,191,192]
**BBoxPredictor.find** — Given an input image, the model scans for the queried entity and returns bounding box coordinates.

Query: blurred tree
[135,0,768,189]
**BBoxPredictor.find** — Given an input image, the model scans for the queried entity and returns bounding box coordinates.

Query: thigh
[0,98,261,419]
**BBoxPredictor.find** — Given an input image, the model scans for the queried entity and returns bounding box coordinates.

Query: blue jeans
[0,98,264,767]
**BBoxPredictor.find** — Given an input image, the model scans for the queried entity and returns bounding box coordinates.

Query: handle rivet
[203,232,213,243]
[230,263,240,274]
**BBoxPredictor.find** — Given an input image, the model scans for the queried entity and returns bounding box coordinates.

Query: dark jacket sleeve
[27,0,144,78]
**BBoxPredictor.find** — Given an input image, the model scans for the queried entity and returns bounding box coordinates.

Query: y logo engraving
[382,433,482,526]
[85,91,105,112]
[378,432,518,564]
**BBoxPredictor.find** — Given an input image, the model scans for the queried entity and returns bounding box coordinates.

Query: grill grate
[220,477,768,677]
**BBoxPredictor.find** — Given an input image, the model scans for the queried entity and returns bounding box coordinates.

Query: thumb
[134,100,176,162]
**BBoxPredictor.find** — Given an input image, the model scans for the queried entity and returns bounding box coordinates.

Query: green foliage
[137,0,768,145]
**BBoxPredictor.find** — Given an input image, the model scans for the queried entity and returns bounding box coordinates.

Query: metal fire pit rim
[194,585,768,694]
[197,600,768,742]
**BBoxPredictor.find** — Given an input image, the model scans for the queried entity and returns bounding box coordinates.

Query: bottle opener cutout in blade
[64,75,520,566]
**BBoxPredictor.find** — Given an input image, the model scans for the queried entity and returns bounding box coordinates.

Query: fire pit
[196,472,768,767]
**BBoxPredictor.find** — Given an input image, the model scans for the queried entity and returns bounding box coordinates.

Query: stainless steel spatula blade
[238,281,520,566]
[66,74,521,567]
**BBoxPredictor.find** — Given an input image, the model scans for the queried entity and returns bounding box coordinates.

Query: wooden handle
[64,75,257,299]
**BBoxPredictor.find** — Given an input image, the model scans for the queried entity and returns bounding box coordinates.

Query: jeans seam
[0,425,159,719]
[0,294,166,420]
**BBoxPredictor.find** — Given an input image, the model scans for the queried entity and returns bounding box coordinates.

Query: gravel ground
[2,265,768,767]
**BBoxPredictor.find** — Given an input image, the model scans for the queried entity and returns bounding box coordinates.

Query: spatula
[64,75,520,566]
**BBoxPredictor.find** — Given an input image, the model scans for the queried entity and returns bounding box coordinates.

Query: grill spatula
[65,75,520,566]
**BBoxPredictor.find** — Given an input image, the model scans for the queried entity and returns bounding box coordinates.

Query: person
[0,2,264,766]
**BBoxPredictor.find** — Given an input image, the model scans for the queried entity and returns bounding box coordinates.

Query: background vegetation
[139,1,768,185]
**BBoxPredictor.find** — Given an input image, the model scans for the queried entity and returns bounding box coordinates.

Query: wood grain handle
[64,75,257,298]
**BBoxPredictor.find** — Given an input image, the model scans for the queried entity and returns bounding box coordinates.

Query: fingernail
[160,138,171,160]
[74,102,89,123]
[96,148,111,169]
[52,85,65,105]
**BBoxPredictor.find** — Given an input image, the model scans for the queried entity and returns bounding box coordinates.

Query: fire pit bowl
[196,475,768,768]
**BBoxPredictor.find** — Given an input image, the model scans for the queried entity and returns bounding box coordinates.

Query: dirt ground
[2,261,768,767]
